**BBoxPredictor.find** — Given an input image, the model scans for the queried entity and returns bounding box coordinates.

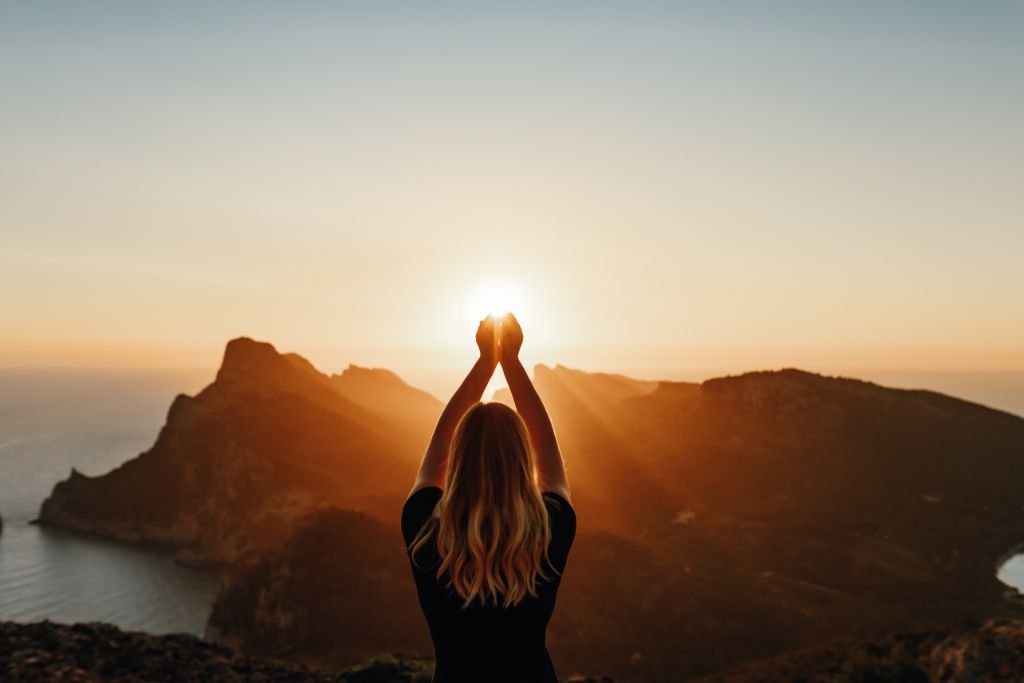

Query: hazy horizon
[4,358,1024,420]
[3,2,1022,382]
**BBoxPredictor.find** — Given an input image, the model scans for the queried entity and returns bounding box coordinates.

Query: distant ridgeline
[36,338,1024,683]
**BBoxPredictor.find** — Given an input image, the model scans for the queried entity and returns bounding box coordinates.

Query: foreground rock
[0,621,613,683]
[37,338,441,565]
[4,619,1020,683]
[0,620,431,682]
[693,618,1024,682]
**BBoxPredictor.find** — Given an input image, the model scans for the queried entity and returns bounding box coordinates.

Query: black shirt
[401,487,577,683]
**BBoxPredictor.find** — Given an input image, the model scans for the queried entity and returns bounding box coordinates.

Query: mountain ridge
[36,337,438,564]
[31,337,1024,681]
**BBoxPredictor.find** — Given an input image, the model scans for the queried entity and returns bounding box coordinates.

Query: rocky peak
[217,338,294,383]
[214,337,345,409]
[334,365,410,389]
[700,368,836,411]
[534,364,659,403]
[328,364,440,420]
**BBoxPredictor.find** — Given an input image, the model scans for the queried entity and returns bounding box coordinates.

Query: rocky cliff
[205,507,429,664]
[210,364,1024,682]
[32,340,1024,681]
[36,338,441,565]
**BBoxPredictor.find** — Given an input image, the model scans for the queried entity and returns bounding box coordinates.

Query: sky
[2,1,1022,396]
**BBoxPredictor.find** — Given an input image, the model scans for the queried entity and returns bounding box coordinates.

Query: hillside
[36,338,441,565]
[209,363,1024,682]
[32,340,1024,681]
[206,507,430,664]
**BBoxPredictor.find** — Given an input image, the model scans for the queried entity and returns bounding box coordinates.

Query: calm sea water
[0,369,217,635]
[0,368,1021,638]
[1000,554,1024,593]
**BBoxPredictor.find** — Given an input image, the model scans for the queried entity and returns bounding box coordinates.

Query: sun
[467,280,528,322]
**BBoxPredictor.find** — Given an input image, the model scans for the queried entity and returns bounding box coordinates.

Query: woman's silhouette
[402,313,576,683]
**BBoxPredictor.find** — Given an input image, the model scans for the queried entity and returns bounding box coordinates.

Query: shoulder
[542,488,573,512]
[541,490,576,571]
[401,486,442,546]
[542,490,576,532]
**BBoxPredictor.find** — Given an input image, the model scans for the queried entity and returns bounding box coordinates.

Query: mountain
[36,338,440,565]
[206,507,430,664]
[330,364,441,434]
[494,364,658,407]
[495,364,677,535]
[32,340,1024,680]
[205,505,843,681]
[204,361,1024,682]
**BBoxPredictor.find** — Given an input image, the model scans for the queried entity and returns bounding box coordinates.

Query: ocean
[0,367,1021,637]
[0,369,217,635]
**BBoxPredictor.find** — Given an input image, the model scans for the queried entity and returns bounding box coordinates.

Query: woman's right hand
[476,316,500,367]
[499,313,523,362]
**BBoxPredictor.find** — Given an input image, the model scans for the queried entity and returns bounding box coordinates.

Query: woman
[401,313,576,683]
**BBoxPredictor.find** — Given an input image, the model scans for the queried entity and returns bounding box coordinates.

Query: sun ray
[466,280,528,323]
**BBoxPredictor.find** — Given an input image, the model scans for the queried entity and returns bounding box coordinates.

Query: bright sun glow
[466,280,528,323]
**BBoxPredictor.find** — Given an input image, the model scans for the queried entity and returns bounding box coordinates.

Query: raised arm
[499,313,570,501]
[409,316,499,497]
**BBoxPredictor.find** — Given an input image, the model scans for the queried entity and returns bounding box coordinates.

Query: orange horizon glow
[2,4,1022,396]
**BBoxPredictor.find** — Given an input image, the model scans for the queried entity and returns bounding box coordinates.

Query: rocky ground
[2,621,355,682]
[0,621,611,683]
[693,618,1024,683]
[5,619,1024,682]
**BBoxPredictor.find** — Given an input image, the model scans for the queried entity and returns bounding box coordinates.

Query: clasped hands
[475,313,523,368]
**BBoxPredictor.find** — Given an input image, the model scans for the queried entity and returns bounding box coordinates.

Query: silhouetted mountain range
[35,338,1024,682]
[38,338,440,564]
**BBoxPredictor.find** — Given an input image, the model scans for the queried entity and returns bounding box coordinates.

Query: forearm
[502,357,567,493]
[415,356,496,488]
[500,357,557,453]
[430,356,496,449]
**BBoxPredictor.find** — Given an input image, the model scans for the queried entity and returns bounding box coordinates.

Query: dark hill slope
[37,338,440,565]
[30,341,1024,681]
[615,369,1024,605]
[207,365,1024,682]
[206,507,429,665]
[691,618,1024,683]
[330,364,441,435]
[207,506,814,682]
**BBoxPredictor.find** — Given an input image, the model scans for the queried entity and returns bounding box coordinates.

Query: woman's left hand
[475,316,499,367]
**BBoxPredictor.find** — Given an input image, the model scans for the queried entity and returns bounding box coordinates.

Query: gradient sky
[2,2,1022,395]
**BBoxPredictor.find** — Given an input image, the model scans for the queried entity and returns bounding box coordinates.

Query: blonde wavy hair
[410,402,555,608]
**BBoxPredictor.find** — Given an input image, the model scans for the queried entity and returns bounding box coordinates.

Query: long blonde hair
[410,402,555,608]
